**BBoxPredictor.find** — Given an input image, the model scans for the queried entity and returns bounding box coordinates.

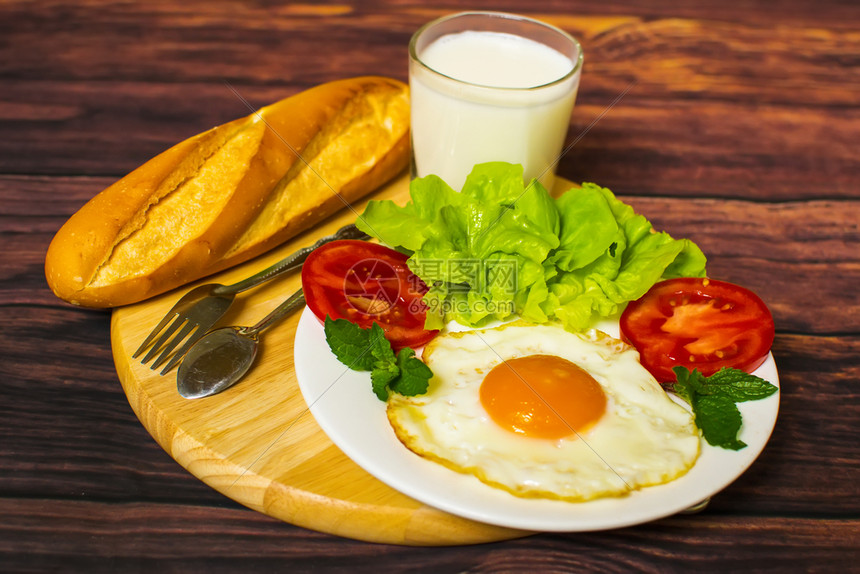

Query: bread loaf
[45,76,410,307]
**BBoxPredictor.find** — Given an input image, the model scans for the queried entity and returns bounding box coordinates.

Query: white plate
[293,307,780,532]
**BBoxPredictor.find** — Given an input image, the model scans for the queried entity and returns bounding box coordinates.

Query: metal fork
[133,223,368,374]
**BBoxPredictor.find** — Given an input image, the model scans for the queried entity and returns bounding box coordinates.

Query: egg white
[387,321,702,502]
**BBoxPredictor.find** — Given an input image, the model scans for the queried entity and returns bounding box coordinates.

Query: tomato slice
[619,278,775,383]
[301,240,438,349]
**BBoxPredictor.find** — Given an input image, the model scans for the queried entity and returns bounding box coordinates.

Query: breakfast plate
[293,307,780,532]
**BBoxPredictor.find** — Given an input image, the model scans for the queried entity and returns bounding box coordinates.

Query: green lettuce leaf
[549,184,618,271]
[357,163,707,330]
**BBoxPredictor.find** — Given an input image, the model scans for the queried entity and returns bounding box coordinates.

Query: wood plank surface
[1,0,858,570]
[0,499,857,572]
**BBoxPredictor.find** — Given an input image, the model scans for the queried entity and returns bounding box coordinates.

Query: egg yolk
[479,354,607,440]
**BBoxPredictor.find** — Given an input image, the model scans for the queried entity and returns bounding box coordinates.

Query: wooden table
[2,0,858,570]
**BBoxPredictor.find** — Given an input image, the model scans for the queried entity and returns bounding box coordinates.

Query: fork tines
[134,314,205,375]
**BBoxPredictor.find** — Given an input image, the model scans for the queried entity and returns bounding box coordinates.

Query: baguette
[45,76,410,307]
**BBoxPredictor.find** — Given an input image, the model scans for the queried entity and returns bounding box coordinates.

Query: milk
[410,28,581,192]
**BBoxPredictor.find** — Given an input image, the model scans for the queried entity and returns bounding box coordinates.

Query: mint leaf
[324,317,374,371]
[323,317,433,401]
[390,348,433,397]
[371,362,400,400]
[671,366,777,451]
[368,323,400,400]
[672,366,698,406]
[701,368,778,402]
[694,395,747,450]
[368,323,397,365]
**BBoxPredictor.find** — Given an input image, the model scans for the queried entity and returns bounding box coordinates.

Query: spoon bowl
[176,288,306,399]
[177,327,259,399]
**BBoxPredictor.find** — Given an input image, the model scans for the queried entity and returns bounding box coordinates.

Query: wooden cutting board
[112,173,571,545]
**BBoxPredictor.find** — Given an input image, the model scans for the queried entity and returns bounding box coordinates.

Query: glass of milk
[409,11,583,192]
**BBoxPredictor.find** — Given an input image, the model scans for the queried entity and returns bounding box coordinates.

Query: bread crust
[45,76,410,307]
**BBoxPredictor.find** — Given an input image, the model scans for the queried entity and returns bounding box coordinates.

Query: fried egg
[387,322,701,502]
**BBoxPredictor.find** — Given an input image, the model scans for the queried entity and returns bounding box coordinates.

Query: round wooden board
[112,173,572,545]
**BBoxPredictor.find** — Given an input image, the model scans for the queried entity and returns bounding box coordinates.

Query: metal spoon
[176,288,306,399]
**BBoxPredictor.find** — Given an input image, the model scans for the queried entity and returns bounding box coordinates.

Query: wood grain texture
[0,497,858,565]
[109,173,533,545]
[2,0,858,570]
[3,7,858,197]
[0,499,857,572]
